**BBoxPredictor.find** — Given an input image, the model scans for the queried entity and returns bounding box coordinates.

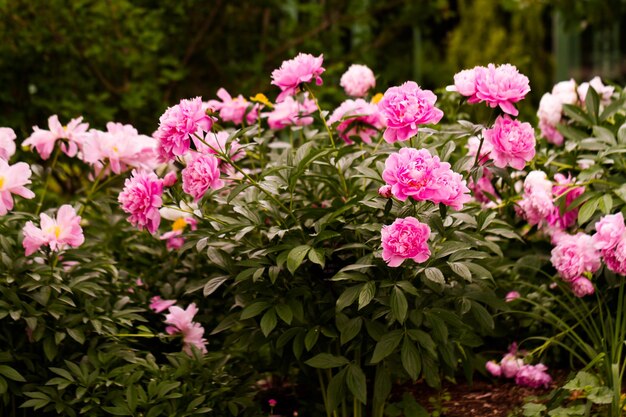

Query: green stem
[317,369,332,417]
[78,161,110,216]
[35,147,61,215]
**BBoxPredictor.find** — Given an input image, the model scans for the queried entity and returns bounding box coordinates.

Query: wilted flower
[340,64,376,97]
[485,361,502,377]
[515,364,552,389]
[381,216,431,267]
[271,53,325,102]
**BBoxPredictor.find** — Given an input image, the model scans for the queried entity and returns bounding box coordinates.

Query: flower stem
[35,147,61,215]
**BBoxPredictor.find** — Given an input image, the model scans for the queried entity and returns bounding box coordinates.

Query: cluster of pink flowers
[22,205,84,256]
[0,158,35,216]
[23,115,89,160]
[537,79,577,145]
[482,115,535,170]
[451,64,530,116]
[550,232,600,297]
[164,303,207,355]
[381,216,431,267]
[377,81,444,143]
[0,128,16,160]
[578,76,614,106]
[266,94,316,130]
[517,171,584,232]
[327,99,385,144]
[486,343,552,389]
[118,170,164,234]
[155,97,216,161]
[206,88,259,125]
[382,147,471,210]
[271,53,325,102]
[339,64,376,97]
[593,213,626,275]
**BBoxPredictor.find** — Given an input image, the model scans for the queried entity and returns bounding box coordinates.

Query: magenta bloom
[162,171,178,187]
[550,233,601,282]
[485,361,502,377]
[378,81,444,143]
[603,240,626,275]
[327,99,385,144]
[22,205,84,256]
[0,159,35,215]
[207,88,259,125]
[501,353,524,378]
[155,97,215,161]
[547,174,584,230]
[0,128,16,160]
[483,115,536,170]
[428,168,472,211]
[570,277,595,298]
[271,53,325,102]
[23,115,88,160]
[515,364,552,389]
[381,216,431,267]
[118,170,164,234]
[470,64,530,116]
[182,154,224,201]
[165,304,207,355]
[150,296,177,313]
[266,94,316,130]
[340,64,376,97]
[593,213,625,251]
[378,185,392,198]
[505,291,521,302]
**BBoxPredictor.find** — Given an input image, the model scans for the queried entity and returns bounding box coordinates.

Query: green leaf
[66,328,85,344]
[0,376,6,394]
[307,248,325,269]
[448,262,472,281]
[336,285,361,311]
[260,309,277,337]
[562,104,592,125]
[287,245,311,274]
[599,194,613,214]
[358,281,376,310]
[305,353,349,369]
[326,368,347,414]
[401,393,429,417]
[370,330,403,363]
[340,317,362,345]
[585,85,600,124]
[522,403,547,416]
[275,304,293,324]
[0,365,26,382]
[578,197,599,225]
[203,275,229,296]
[390,287,408,323]
[304,327,320,351]
[470,301,494,331]
[373,364,391,417]
[424,267,445,285]
[346,364,367,404]
[240,301,270,320]
[401,338,421,380]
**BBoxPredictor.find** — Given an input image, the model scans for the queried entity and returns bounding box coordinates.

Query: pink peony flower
[517,171,555,228]
[537,93,563,127]
[268,399,278,408]
[378,81,444,143]
[501,353,524,378]
[0,128,16,160]
[0,159,35,216]
[570,277,595,297]
[593,213,625,251]
[578,76,614,106]
[118,170,164,234]
[182,154,224,201]
[378,185,392,198]
[23,115,88,160]
[550,232,601,282]
[271,53,325,102]
[340,64,376,97]
[469,170,498,205]
[165,304,207,355]
[265,94,316,130]
[150,296,177,313]
[155,97,215,161]
[466,136,493,165]
[470,64,530,116]
[485,361,502,377]
[483,115,535,170]
[207,88,259,125]
[196,131,245,167]
[427,167,472,211]
[327,99,385,144]
[603,240,626,275]
[451,68,477,96]
[162,171,178,187]
[547,174,584,230]
[22,205,84,256]
[515,364,552,388]
[538,119,564,146]
[381,216,431,267]
[552,79,578,105]
[505,291,521,302]
[160,216,197,251]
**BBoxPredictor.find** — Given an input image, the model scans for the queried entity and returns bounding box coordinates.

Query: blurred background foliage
[1,0,625,135]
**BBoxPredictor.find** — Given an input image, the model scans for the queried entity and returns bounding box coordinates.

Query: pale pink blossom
[552,79,578,105]
[381,216,431,267]
[483,115,535,170]
[182,154,224,201]
[340,64,376,97]
[593,213,625,250]
[538,119,564,146]
[155,97,215,160]
[0,128,16,160]
[378,81,444,143]
[505,291,521,302]
[207,88,259,125]
[547,174,584,230]
[22,205,84,256]
[517,171,555,227]
[265,94,316,130]
[150,296,177,313]
[485,361,502,377]
[550,233,601,282]
[195,131,245,168]
[271,53,325,102]
[327,99,385,144]
[164,304,207,354]
[470,64,530,116]
[466,136,493,165]
[0,159,35,215]
[23,115,88,160]
[450,68,477,96]
[537,93,563,126]
[162,171,177,187]
[570,277,595,297]
[578,76,614,106]
[501,353,524,378]
[118,170,164,233]
[515,364,552,388]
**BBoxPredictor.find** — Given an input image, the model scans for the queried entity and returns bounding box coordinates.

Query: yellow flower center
[112,146,119,153]
[371,93,384,104]
[46,225,62,238]
[0,176,4,189]
[172,217,188,232]
[250,93,273,108]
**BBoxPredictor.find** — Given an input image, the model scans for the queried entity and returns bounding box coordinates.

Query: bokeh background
[1,0,625,135]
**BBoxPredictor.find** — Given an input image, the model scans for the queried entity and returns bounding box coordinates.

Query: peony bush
[1,50,625,416]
